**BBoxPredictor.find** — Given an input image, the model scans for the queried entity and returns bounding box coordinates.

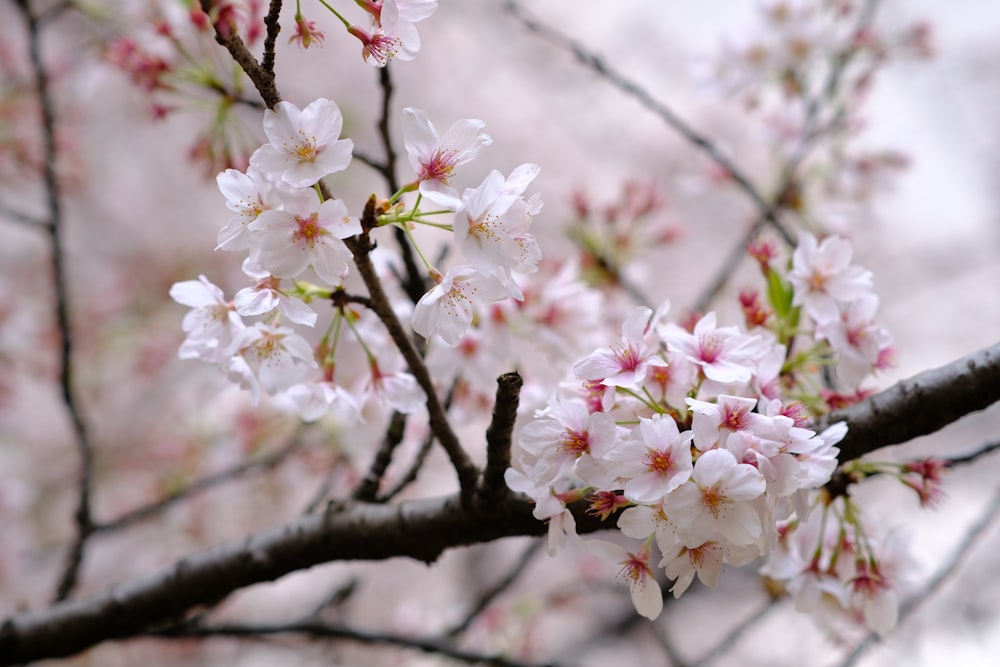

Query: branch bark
[3,342,1000,665]
[816,342,1000,462]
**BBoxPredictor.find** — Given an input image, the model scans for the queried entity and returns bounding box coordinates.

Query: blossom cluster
[170,96,548,427]
[505,231,903,633]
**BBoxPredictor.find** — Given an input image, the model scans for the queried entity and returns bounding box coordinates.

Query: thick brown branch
[477,372,523,506]
[817,342,1000,463]
[0,494,563,665]
[4,344,1000,664]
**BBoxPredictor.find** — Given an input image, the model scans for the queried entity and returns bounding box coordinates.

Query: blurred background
[1,0,999,665]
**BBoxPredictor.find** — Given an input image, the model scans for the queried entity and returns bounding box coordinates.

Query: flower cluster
[171,98,423,424]
[506,231,906,632]
[170,98,547,426]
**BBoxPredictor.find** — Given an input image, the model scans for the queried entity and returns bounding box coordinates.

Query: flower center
[558,429,590,457]
[293,213,326,248]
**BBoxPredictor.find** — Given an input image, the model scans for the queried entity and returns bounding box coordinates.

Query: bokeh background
[1,0,999,665]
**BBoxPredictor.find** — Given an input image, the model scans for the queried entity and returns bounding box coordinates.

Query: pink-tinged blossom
[249,189,360,286]
[284,379,362,424]
[215,166,283,251]
[573,304,669,390]
[411,265,509,346]
[618,502,681,556]
[227,322,317,402]
[642,350,698,410]
[663,448,766,547]
[792,421,846,489]
[601,414,694,504]
[289,14,324,50]
[361,358,426,415]
[518,395,619,485]
[504,467,580,555]
[850,558,899,637]
[170,275,245,363]
[761,506,850,613]
[687,394,769,451]
[250,99,354,188]
[453,164,542,296]
[348,25,406,67]
[661,540,757,598]
[233,258,317,326]
[817,294,893,387]
[350,0,437,66]
[588,539,663,620]
[664,312,763,385]
[788,232,873,323]
[402,107,491,206]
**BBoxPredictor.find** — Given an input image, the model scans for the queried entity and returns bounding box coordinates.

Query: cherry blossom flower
[411,265,509,346]
[817,294,893,386]
[664,312,763,385]
[227,322,318,402]
[215,165,283,251]
[850,563,899,636]
[588,539,663,620]
[248,189,360,286]
[402,107,491,206]
[284,379,362,424]
[601,414,694,504]
[289,14,324,50]
[250,99,354,188]
[170,275,245,363]
[517,394,619,485]
[573,303,669,390]
[360,357,426,415]
[349,0,437,66]
[233,258,317,326]
[663,448,766,547]
[452,164,542,296]
[661,540,757,598]
[788,232,873,323]
[504,467,581,555]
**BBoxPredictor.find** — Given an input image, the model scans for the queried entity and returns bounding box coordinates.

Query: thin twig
[260,0,282,75]
[155,619,554,667]
[0,201,49,227]
[354,411,408,501]
[94,428,306,533]
[14,0,96,603]
[377,431,435,501]
[943,440,1000,468]
[688,597,781,667]
[692,0,880,313]
[445,539,542,637]
[348,231,480,500]
[201,0,280,109]
[504,0,794,249]
[371,64,427,305]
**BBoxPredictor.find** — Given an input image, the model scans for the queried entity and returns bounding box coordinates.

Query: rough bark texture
[817,342,1000,462]
[2,342,1000,665]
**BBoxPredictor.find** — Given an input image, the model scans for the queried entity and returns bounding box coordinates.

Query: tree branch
[347,231,480,499]
[3,350,998,663]
[504,1,794,248]
[476,372,523,506]
[156,618,553,667]
[200,0,281,109]
[817,342,1000,463]
[14,0,96,603]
